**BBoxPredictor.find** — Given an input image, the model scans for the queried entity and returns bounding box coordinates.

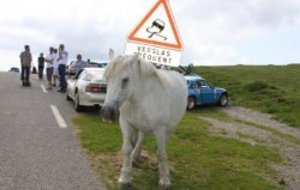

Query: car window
[82,72,95,81]
[191,81,199,89]
[196,80,206,87]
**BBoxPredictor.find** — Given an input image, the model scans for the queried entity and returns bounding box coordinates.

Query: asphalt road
[0,72,106,190]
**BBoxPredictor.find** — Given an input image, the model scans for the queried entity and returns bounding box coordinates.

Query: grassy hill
[195,65,300,127]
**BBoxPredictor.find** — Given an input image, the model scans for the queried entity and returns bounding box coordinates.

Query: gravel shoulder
[199,106,300,190]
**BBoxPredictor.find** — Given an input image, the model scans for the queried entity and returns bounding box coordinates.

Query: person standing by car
[57,44,68,93]
[19,45,32,86]
[74,54,86,75]
[38,53,45,80]
[45,47,55,89]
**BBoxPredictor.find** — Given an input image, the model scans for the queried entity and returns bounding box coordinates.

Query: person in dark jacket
[38,53,45,80]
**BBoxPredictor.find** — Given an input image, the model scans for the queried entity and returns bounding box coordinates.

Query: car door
[76,70,88,97]
[69,71,85,99]
[189,81,201,105]
[198,80,215,104]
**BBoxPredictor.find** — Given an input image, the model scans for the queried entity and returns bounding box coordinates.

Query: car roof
[184,74,204,81]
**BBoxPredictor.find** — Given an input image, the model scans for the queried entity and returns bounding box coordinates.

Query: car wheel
[218,93,228,107]
[187,97,196,110]
[66,90,72,101]
[74,93,84,112]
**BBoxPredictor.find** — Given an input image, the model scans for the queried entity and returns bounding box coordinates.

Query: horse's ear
[109,48,115,61]
[129,54,139,65]
[130,55,154,77]
[133,54,139,63]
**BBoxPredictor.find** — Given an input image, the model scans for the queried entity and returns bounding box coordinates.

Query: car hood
[214,87,226,92]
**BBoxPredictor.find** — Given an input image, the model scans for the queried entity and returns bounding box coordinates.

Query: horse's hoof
[132,156,140,166]
[102,118,112,123]
[118,177,131,190]
[118,182,131,190]
[159,184,171,190]
[159,178,171,190]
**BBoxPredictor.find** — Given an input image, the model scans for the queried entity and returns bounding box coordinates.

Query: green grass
[195,65,300,127]
[73,110,283,190]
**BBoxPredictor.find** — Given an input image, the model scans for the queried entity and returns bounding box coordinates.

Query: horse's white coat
[102,51,187,188]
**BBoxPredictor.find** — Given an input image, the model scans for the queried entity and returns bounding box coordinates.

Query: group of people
[19,44,69,93]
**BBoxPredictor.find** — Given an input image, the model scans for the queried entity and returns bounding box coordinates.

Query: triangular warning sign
[127,0,183,50]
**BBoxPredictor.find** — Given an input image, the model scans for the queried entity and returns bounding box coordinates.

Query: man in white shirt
[57,44,68,93]
[52,49,59,87]
[45,47,55,89]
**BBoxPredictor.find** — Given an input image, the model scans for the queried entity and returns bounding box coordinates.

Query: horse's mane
[104,55,166,83]
[104,55,128,79]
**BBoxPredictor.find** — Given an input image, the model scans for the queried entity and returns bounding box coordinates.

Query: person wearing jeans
[19,45,32,86]
[57,44,68,93]
[45,47,55,89]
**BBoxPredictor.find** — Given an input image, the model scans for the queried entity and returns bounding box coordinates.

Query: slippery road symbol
[146,19,167,41]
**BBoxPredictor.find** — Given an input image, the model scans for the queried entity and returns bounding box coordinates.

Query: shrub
[244,81,269,92]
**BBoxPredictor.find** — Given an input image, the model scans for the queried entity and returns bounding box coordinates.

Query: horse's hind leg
[154,128,171,189]
[131,131,144,164]
[118,116,134,186]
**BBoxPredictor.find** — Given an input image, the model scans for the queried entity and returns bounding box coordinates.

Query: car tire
[66,90,72,101]
[187,96,196,110]
[218,93,228,107]
[74,92,84,112]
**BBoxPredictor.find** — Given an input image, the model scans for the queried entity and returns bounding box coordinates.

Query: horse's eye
[122,77,129,88]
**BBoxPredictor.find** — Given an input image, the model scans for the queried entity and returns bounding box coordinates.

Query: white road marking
[50,105,67,128]
[41,84,48,94]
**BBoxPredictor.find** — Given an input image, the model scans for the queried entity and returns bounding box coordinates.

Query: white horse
[102,50,187,189]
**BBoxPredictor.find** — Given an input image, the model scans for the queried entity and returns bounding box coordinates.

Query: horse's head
[101,49,156,122]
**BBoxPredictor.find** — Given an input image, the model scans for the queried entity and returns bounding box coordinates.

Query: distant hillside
[194,65,300,127]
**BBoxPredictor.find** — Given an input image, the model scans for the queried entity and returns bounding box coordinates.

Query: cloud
[0,0,300,71]
[176,0,300,64]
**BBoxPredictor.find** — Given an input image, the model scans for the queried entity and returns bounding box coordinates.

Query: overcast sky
[1,0,300,71]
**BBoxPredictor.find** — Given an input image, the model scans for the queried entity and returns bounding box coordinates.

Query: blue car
[185,74,228,109]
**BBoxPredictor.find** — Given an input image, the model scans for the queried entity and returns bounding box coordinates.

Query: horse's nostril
[102,106,117,122]
[110,109,115,120]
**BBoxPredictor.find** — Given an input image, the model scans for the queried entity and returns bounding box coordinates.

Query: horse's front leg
[154,128,171,189]
[118,115,134,186]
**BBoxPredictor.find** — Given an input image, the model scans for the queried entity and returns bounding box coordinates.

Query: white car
[66,68,107,112]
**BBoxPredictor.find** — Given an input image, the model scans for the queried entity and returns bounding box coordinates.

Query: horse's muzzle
[101,105,119,122]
